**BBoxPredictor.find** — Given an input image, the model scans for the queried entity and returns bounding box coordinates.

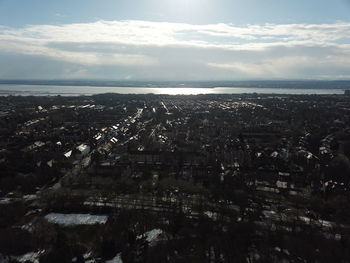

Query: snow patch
[23,194,38,202]
[0,198,16,205]
[137,229,163,243]
[44,213,108,226]
[105,253,123,263]
[14,250,44,263]
[204,211,216,219]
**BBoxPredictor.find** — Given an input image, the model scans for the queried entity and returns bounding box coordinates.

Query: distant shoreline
[0,84,348,96]
[1,80,350,89]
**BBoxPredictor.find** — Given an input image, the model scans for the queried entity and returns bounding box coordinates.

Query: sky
[0,0,350,81]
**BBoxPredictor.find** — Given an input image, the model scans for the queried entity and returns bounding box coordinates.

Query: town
[1,93,350,263]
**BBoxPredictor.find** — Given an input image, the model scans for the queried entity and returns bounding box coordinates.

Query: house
[74,144,91,159]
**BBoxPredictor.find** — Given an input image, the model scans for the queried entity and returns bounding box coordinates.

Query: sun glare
[161,0,205,13]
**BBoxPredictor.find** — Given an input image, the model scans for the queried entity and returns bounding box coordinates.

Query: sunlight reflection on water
[152,87,212,95]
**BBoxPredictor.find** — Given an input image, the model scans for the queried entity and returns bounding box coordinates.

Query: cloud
[54,13,67,18]
[0,20,349,80]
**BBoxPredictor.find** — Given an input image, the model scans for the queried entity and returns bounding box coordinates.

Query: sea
[0,84,347,96]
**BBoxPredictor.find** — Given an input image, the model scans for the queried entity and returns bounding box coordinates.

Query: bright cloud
[0,20,349,80]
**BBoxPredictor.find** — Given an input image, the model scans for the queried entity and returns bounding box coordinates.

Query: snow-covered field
[44,213,108,226]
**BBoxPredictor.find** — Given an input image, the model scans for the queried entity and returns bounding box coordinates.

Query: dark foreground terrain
[1,93,350,263]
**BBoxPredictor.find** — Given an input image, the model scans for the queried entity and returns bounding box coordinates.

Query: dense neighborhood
[1,93,350,263]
